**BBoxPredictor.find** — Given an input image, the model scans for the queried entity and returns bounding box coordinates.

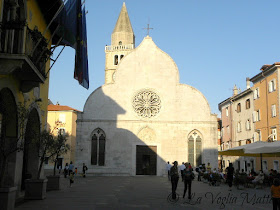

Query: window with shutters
[256,110,261,121]
[269,79,276,93]
[254,88,260,99]
[246,139,251,144]
[226,107,229,117]
[272,104,277,117]
[246,99,250,109]
[91,128,106,166]
[253,110,260,122]
[257,130,262,141]
[59,114,66,123]
[274,161,279,171]
[237,103,241,113]
[263,160,268,171]
[246,119,251,130]
[237,122,241,132]
[272,128,277,141]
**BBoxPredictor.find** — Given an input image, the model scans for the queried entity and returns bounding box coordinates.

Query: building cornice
[250,64,280,83]
[218,88,252,111]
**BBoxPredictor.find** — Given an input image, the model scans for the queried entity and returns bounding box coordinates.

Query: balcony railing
[0,21,51,77]
[105,44,134,51]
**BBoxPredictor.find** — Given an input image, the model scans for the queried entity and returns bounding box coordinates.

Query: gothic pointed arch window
[91,128,106,166]
[188,131,203,167]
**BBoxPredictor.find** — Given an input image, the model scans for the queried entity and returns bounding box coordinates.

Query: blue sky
[49,0,280,115]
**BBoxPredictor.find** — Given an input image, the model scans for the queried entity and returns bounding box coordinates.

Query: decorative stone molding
[132,90,161,118]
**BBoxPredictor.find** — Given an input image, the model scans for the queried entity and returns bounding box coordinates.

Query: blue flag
[55,0,89,89]
[56,0,78,47]
[74,6,89,89]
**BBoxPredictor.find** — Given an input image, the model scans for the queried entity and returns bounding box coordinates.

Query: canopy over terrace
[218,141,280,170]
[219,141,280,157]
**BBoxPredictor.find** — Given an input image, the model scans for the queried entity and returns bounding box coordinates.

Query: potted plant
[24,130,55,200]
[46,133,69,191]
[0,102,28,210]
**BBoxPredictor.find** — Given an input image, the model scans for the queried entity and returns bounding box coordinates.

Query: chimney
[246,77,250,89]
[233,85,238,96]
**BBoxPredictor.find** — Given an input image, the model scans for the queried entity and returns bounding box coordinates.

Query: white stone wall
[76,37,218,176]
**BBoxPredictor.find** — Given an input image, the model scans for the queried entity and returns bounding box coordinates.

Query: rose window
[132,90,161,118]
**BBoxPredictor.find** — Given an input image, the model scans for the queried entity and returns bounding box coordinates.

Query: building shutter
[269,81,272,92]
[253,111,256,122]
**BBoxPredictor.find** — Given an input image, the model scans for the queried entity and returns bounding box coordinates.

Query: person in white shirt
[166,161,172,181]
[180,162,186,181]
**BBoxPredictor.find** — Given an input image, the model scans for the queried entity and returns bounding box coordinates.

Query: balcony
[0,21,52,92]
[105,44,134,52]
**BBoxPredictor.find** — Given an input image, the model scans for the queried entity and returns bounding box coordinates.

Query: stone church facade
[75,3,218,176]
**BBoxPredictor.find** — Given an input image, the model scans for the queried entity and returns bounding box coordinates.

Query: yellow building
[250,62,280,171]
[0,0,63,198]
[45,104,80,170]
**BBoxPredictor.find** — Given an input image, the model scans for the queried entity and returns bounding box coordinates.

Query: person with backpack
[183,163,195,199]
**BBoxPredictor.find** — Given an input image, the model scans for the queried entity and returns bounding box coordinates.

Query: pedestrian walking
[82,163,88,178]
[166,161,172,181]
[170,161,179,200]
[69,161,74,175]
[69,172,74,187]
[271,178,280,210]
[64,163,69,178]
[226,163,234,191]
[179,162,186,182]
[183,163,195,199]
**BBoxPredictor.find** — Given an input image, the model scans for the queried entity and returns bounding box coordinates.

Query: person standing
[69,172,74,187]
[180,162,186,182]
[64,163,69,178]
[183,163,194,199]
[170,161,179,200]
[196,166,202,181]
[206,162,212,173]
[226,163,234,191]
[271,178,280,210]
[82,163,88,178]
[166,161,172,181]
[68,161,74,175]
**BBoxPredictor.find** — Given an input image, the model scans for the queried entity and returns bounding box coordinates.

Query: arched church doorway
[0,88,18,186]
[21,108,40,190]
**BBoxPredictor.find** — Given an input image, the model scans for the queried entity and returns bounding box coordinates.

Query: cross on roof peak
[143,23,153,36]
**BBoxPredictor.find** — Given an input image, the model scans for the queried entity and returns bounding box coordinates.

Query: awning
[218,141,280,157]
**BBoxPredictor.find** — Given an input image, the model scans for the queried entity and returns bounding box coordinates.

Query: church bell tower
[104,2,135,84]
